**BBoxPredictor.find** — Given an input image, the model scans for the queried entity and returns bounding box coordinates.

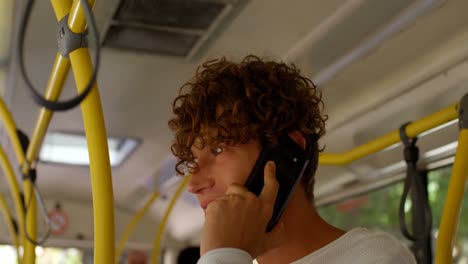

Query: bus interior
[0,0,467,263]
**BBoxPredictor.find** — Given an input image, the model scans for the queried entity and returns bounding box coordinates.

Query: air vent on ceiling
[102,0,248,58]
[115,0,226,30]
[105,26,200,57]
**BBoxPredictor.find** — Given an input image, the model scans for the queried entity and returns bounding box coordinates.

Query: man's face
[187,139,261,209]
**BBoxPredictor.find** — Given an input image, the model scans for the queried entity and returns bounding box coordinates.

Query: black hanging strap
[398,122,432,241]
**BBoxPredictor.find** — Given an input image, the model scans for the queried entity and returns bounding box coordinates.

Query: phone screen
[244,134,309,232]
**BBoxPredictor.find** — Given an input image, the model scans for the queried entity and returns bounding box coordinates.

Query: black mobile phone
[244,134,310,232]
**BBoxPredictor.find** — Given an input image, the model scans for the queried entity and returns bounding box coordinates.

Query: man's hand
[200,161,285,258]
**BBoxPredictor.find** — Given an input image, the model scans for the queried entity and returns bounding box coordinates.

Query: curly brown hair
[168,55,327,200]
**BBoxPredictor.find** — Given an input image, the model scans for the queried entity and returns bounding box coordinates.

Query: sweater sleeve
[197,248,253,264]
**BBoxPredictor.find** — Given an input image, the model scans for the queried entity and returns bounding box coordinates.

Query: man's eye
[211,146,224,155]
[185,159,198,174]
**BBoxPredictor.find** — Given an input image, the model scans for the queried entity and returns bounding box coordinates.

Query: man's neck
[256,188,345,264]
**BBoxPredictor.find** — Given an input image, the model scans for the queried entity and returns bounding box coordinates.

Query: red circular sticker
[48,209,69,236]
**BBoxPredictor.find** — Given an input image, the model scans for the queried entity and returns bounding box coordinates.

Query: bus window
[0,245,83,264]
[318,180,408,241]
[318,165,468,263]
[428,166,468,263]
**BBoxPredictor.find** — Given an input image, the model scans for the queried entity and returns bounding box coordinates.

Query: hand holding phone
[244,135,309,232]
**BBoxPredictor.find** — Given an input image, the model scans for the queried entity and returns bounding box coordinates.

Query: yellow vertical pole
[0,146,24,261]
[0,193,20,263]
[22,54,71,264]
[116,192,159,263]
[0,97,31,264]
[0,100,25,261]
[26,55,70,159]
[151,177,190,264]
[0,98,25,166]
[19,1,74,263]
[50,0,73,20]
[70,46,115,263]
[435,94,468,263]
[66,1,115,263]
[21,54,71,264]
[22,181,35,264]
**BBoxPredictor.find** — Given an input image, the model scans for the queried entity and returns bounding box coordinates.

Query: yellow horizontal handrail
[319,103,458,165]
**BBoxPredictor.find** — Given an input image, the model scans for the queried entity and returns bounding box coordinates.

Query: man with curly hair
[168,56,415,263]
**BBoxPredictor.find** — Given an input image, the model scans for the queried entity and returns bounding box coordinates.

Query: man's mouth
[200,202,209,210]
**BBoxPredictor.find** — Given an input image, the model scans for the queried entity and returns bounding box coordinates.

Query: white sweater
[197,228,416,264]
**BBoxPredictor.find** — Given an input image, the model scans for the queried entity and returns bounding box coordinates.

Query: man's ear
[288,131,306,150]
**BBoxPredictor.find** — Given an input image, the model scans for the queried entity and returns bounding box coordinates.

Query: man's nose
[187,173,213,194]
[187,150,213,193]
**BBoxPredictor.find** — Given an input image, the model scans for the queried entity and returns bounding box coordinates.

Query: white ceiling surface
[1,0,467,245]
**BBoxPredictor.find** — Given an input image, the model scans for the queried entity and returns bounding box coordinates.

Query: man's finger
[259,161,279,204]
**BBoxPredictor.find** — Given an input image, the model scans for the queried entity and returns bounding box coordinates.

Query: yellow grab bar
[0,193,20,263]
[65,0,115,260]
[151,177,190,264]
[0,97,33,263]
[70,46,115,264]
[12,0,116,262]
[116,191,159,263]
[50,0,72,21]
[319,103,458,165]
[0,99,27,165]
[435,127,468,262]
[16,0,74,261]
[0,146,25,257]
[315,96,465,264]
